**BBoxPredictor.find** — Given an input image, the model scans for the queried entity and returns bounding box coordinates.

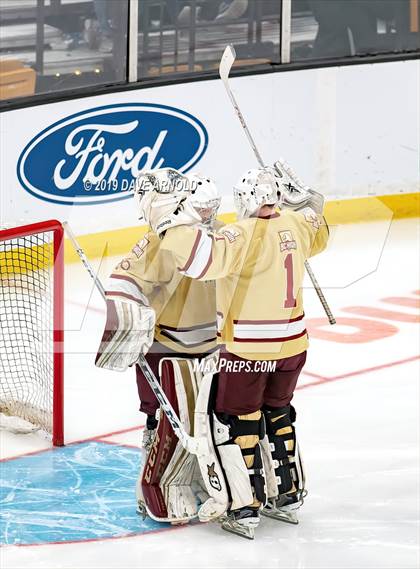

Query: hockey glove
[95,298,156,372]
[273,158,324,215]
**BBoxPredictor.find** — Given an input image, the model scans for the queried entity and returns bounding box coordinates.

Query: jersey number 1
[284,253,297,308]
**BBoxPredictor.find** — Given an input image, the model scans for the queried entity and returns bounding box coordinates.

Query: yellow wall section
[64,193,419,263]
[324,193,419,225]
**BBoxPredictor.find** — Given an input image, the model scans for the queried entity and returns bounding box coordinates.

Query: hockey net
[0,220,64,445]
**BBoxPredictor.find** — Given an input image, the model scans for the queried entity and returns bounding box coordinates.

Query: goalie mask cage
[0,220,64,446]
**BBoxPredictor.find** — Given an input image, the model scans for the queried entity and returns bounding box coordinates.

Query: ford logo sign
[17,103,208,206]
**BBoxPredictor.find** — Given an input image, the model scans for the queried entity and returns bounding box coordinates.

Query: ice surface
[0,442,168,545]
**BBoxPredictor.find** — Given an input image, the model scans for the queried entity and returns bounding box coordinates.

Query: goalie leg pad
[194,363,230,522]
[140,358,201,523]
[215,411,267,510]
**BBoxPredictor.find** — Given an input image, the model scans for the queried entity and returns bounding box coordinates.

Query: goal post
[0,220,64,446]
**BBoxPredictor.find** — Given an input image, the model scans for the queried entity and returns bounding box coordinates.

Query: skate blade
[138,504,195,524]
[221,520,255,540]
[136,502,147,520]
[261,508,298,525]
[170,519,190,526]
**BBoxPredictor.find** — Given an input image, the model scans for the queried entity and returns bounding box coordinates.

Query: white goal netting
[0,228,55,436]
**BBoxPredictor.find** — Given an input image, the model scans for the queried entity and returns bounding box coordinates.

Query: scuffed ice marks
[0,442,168,544]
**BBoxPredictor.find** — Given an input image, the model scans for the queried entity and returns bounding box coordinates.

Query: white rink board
[0,59,419,235]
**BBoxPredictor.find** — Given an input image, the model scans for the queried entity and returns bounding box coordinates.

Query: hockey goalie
[95,169,229,526]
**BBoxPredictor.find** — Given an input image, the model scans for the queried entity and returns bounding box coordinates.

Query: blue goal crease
[0,441,170,545]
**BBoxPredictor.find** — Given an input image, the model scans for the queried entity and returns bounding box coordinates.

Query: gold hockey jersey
[106,231,217,354]
[162,209,329,360]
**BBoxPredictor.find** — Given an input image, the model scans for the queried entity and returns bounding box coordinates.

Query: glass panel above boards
[0,0,129,102]
[136,0,282,80]
[290,0,420,61]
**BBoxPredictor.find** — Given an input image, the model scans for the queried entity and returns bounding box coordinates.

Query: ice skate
[136,499,148,520]
[142,414,158,453]
[220,506,260,540]
[262,492,303,525]
[141,428,155,453]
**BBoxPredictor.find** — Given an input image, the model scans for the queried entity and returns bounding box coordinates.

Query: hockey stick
[219,45,336,325]
[62,221,208,456]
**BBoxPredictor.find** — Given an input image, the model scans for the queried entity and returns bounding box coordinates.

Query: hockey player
[138,161,329,538]
[96,169,221,447]
[95,169,226,523]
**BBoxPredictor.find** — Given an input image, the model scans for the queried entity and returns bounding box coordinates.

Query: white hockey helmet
[233,168,281,219]
[135,168,190,220]
[187,173,221,226]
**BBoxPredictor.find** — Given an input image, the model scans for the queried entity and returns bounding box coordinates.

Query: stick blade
[219,44,236,83]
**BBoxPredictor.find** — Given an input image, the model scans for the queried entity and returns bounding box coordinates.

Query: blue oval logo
[17,103,208,206]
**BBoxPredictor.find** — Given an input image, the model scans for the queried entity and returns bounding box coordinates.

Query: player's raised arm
[162,224,246,280]
[138,170,246,280]
[273,158,329,258]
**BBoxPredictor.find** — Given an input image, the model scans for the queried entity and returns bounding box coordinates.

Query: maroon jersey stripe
[178,229,202,272]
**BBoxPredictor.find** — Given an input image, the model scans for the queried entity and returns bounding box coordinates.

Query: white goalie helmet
[233,168,281,219]
[187,173,221,226]
[135,168,190,220]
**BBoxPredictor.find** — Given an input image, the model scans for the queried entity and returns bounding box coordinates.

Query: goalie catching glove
[273,158,324,215]
[95,288,155,372]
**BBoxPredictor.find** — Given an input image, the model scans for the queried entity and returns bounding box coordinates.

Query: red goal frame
[0,220,64,446]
